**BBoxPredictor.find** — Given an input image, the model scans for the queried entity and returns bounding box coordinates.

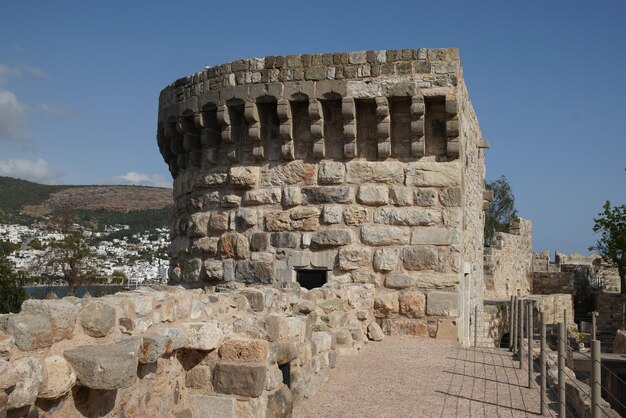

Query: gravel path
[294,336,565,418]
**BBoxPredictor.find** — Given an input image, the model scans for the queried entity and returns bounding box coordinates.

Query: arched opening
[499,332,510,348]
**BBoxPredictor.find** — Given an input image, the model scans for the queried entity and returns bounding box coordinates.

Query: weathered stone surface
[270,232,299,249]
[186,364,213,390]
[230,166,259,188]
[266,385,293,418]
[318,299,344,313]
[243,188,282,205]
[0,359,18,390]
[188,212,210,237]
[221,194,241,207]
[302,186,354,204]
[197,169,228,187]
[157,327,187,350]
[235,260,275,284]
[405,161,461,187]
[345,161,404,184]
[414,188,438,206]
[183,321,223,350]
[373,207,440,226]
[139,334,170,364]
[312,332,332,354]
[213,361,267,397]
[439,187,462,206]
[613,330,626,354]
[64,338,140,390]
[337,246,371,270]
[189,394,236,417]
[367,321,384,341]
[208,211,229,231]
[239,289,265,312]
[322,205,342,224]
[402,246,439,270]
[268,161,316,186]
[436,319,458,341]
[6,357,43,409]
[4,314,52,350]
[343,206,368,226]
[360,225,410,246]
[79,301,116,338]
[250,232,270,251]
[203,259,223,279]
[311,229,352,248]
[373,248,398,271]
[219,338,269,362]
[39,355,76,399]
[21,299,77,342]
[389,186,413,206]
[317,160,345,184]
[385,272,459,289]
[0,332,13,360]
[427,291,460,316]
[411,227,460,245]
[282,186,302,207]
[218,232,250,259]
[374,293,399,316]
[357,184,388,206]
[399,290,426,318]
[235,208,257,229]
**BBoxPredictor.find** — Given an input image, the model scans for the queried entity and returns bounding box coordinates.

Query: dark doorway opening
[279,362,291,388]
[296,269,327,290]
[499,333,510,348]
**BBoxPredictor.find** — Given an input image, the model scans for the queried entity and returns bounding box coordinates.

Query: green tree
[484,175,518,246]
[0,254,28,313]
[589,201,626,294]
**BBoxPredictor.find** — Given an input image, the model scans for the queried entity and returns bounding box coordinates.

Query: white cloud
[0,89,29,140]
[0,158,63,184]
[0,63,48,83]
[112,172,171,188]
[36,103,74,118]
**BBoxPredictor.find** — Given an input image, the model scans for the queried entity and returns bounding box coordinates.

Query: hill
[0,177,173,234]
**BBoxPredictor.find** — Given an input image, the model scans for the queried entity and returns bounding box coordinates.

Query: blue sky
[0,1,624,254]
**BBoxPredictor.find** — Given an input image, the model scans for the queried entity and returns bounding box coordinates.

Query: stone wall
[0,284,388,417]
[596,293,626,348]
[157,49,487,344]
[483,218,532,300]
[532,272,574,294]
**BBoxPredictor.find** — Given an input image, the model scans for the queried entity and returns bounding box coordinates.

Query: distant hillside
[0,177,173,234]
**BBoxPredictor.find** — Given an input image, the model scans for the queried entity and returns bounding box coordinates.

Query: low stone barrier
[0,283,383,417]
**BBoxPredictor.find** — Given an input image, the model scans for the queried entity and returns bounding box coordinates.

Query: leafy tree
[0,254,28,313]
[484,175,518,246]
[589,201,626,294]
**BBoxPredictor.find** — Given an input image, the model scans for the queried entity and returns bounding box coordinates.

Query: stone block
[351,270,381,286]
[360,225,410,246]
[310,229,352,249]
[439,187,462,206]
[209,211,230,231]
[188,212,210,237]
[20,299,77,342]
[373,207,440,226]
[243,188,282,205]
[311,332,332,354]
[230,166,259,188]
[218,232,250,259]
[405,161,461,187]
[79,301,116,338]
[385,272,459,289]
[139,334,170,364]
[357,184,388,206]
[317,161,345,184]
[282,186,302,207]
[411,227,460,245]
[235,260,275,284]
[398,290,426,318]
[389,186,413,206]
[318,299,344,313]
[270,341,298,365]
[4,314,53,350]
[235,208,257,229]
[157,327,187,350]
[39,355,76,399]
[382,318,429,337]
[270,232,300,249]
[268,161,316,186]
[213,361,267,397]
[302,186,354,204]
[250,232,270,251]
[219,338,269,362]
[0,359,18,390]
[239,289,265,312]
[367,322,384,341]
[414,188,438,206]
[265,211,291,232]
[374,292,399,316]
[186,365,213,390]
[182,321,223,350]
[436,319,458,341]
[427,291,460,317]
[203,259,224,279]
[63,338,140,390]
[221,194,241,208]
[192,237,219,256]
[402,246,439,270]
[0,332,13,360]
[345,161,404,184]
[343,206,368,226]
[6,357,43,410]
[337,246,371,271]
[266,385,293,418]
[322,205,342,224]
[373,248,398,272]
[189,394,236,418]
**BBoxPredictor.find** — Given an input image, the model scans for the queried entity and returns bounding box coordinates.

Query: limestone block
[218,232,250,259]
[427,291,459,317]
[64,338,140,390]
[139,334,170,364]
[221,194,241,208]
[310,251,337,269]
[4,314,53,350]
[266,385,293,418]
[209,211,230,231]
[373,248,398,272]
[367,322,384,341]
[20,299,77,342]
[250,232,270,251]
[268,161,316,186]
[0,332,13,360]
[351,270,382,286]
[197,169,228,187]
[411,227,460,245]
[398,290,426,318]
[405,161,461,187]
[343,206,368,226]
[311,332,332,354]
[235,260,275,284]
[157,327,187,350]
[436,319,458,341]
[189,394,236,417]
[318,299,344,313]
[79,301,116,338]
[310,229,353,249]
[389,186,413,206]
[213,361,267,397]
[414,188,438,207]
[302,186,355,204]
[385,272,459,289]
[439,187,462,206]
[0,359,18,390]
[219,338,269,362]
[235,208,257,229]
[182,321,223,350]
[39,355,76,399]
[186,365,213,390]
[239,289,265,312]
[290,207,321,231]
[357,184,388,206]
[443,208,462,228]
[243,188,282,205]
[345,160,404,184]
[265,211,291,232]
[270,232,300,249]
[360,225,410,246]
[373,207,440,226]
[203,259,224,279]
[337,246,371,271]
[188,212,210,237]
[282,186,302,207]
[402,246,439,270]
[322,205,342,224]
[317,161,345,184]
[6,357,43,409]
[230,166,259,188]
[374,292,399,316]
[182,258,203,282]
[382,318,429,337]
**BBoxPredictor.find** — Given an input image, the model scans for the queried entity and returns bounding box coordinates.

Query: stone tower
[157,48,488,344]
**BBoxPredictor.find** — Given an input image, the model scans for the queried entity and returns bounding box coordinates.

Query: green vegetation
[81,207,171,239]
[484,176,518,246]
[589,201,626,295]
[0,246,28,313]
[0,176,70,213]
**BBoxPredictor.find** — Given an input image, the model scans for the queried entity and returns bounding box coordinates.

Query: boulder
[367,322,384,341]
[21,299,77,342]
[6,357,43,409]
[4,313,53,350]
[39,355,76,399]
[79,301,116,338]
[0,359,18,390]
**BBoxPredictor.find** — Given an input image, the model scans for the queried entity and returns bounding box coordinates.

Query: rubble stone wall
[596,293,626,343]
[483,218,532,300]
[0,284,385,418]
[156,49,487,343]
